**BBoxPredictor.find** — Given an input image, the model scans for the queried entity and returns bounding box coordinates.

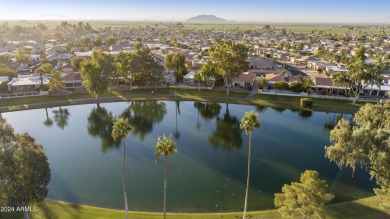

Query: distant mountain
[185,15,233,23]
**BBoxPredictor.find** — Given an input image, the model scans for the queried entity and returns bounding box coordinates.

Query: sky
[0,0,389,23]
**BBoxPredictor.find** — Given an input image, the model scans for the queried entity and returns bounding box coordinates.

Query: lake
[1,101,376,212]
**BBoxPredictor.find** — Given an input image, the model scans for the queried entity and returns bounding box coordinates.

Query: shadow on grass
[37,171,81,219]
[327,200,390,219]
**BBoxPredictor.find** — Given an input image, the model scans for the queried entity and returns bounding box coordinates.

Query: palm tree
[112,118,133,219]
[240,111,261,219]
[155,134,177,219]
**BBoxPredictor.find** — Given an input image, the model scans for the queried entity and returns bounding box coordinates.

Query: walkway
[245,82,259,100]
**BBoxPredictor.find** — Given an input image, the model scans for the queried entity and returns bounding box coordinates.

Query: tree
[0,64,16,79]
[70,56,87,70]
[135,45,163,87]
[289,81,303,93]
[346,47,388,103]
[35,63,54,74]
[274,81,289,91]
[154,134,177,219]
[116,51,136,89]
[332,72,350,96]
[14,48,31,63]
[325,101,390,208]
[36,23,48,35]
[80,51,115,100]
[257,76,269,90]
[196,60,217,88]
[112,118,133,219]
[107,33,118,45]
[48,69,65,96]
[93,35,103,47]
[209,41,249,95]
[240,111,261,219]
[164,52,187,83]
[299,76,314,93]
[274,170,334,219]
[0,122,51,219]
[35,63,55,87]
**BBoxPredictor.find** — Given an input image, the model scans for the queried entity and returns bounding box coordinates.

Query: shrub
[300,98,313,108]
[289,82,303,93]
[274,81,289,91]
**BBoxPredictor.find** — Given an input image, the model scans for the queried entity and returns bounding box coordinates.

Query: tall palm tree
[155,135,177,219]
[112,118,133,219]
[240,111,261,219]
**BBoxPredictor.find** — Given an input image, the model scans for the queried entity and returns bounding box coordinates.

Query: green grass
[253,93,360,114]
[0,88,360,114]
[1,196,388,219]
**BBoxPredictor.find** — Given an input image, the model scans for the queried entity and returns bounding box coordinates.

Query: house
[232,72,256,87]
[75,51,93,58]
[314,77,347,95]
[264,73,301,84]
[183,70,197,85]
[62,72,83,88]
[7,74,50,91]
[46,46,67,56]
[248,56,274,70]
[61,63,74,73]
[71,47,90,53]
[46,53,72,61]
[325,64,347,75]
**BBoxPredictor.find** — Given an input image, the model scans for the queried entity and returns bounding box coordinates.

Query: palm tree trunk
[226,79,230,96]
[23,210,30,219]
[243,131,252,219]
[122,139,129,219]
[163,155,168,219]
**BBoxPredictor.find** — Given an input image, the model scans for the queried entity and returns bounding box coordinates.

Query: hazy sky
[0,0,389,23]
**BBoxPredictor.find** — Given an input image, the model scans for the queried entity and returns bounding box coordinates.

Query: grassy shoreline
[1,196,388,219]
[0,88,360,114]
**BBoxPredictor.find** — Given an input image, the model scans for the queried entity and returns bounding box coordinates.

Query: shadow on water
[45,171,80,219]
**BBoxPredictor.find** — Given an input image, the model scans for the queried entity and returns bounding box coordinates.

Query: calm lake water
[1,101,376,212]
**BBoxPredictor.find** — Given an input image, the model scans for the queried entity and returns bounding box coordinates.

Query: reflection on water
[52,107,70,129]
[0,101,375,212]
[87,105,121,153]
[121,101,167,141]
[208,103,243,151]
[43,108,54,127]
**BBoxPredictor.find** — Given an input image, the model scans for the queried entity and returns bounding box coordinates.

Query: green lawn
[253,93,360,114]
[1,196,388,219]
[0,88,360,114]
